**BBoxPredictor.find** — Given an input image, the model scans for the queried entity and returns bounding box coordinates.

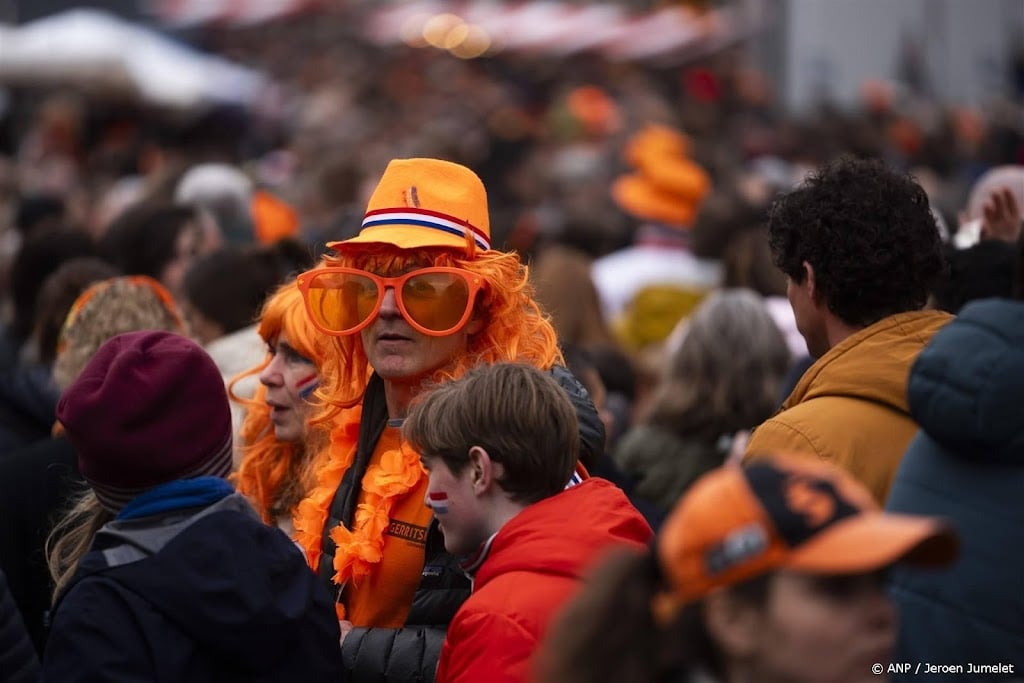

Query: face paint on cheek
[296,373,319,399]
[426,491,449,515]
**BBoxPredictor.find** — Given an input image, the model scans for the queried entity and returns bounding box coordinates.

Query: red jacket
[435,478,653,683]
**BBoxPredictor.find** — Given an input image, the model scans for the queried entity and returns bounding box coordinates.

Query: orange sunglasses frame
[296,266,485,337]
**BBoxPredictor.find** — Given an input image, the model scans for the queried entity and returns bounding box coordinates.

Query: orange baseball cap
[327,158,491,254]
[655,453,958,615]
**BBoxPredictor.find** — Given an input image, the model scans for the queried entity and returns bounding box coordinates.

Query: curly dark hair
[767,157,946,326]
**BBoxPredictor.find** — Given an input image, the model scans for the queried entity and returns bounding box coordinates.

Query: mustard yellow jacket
[744,310,952,504]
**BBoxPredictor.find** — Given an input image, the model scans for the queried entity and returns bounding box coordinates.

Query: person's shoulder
[745,412,826,461]
[53,570,142,624]
[873,310,953,346]
[615,424,688,459]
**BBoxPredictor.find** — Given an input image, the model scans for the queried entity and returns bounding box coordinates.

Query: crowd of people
[0,11,1022,683]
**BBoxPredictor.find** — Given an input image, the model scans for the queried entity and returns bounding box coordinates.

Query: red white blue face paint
[426,491,450,515]
[296,372,319,399]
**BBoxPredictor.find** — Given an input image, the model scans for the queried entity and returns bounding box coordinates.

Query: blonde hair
[231,280,330,524]
[52,276,184,390]
[45,489,112,602]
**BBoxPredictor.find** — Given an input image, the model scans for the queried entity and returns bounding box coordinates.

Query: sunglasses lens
[306,271,379,334]
[401,271,472,332]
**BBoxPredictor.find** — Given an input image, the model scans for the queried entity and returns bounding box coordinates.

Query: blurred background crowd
[0,0,1023,678]
[1,0,1022,455]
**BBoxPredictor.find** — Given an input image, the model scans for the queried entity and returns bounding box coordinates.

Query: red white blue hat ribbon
[362,207,490,251]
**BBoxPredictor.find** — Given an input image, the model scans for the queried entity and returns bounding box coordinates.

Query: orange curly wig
[230,280,332,525]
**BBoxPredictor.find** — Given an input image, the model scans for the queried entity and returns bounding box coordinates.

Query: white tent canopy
[0,9,267,110]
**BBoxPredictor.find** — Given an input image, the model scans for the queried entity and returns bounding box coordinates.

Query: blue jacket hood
[907,298,1024,463]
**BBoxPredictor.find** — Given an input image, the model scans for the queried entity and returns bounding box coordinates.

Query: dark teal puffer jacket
[887,298,1024,681]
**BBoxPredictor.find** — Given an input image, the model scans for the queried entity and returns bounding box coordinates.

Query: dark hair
[587,343,637,401]
[33,258,120,365]
[182,246,283,334]
[403,362,578,504]
[768,157,946,326]
[536,548,772,683]
[99,202,199,281]
[14,195,66,236]
[265,237,317,280]
[691,192,769,261]
[931,241,1016,314]
[10,227,98,342]
[722,227,787,298]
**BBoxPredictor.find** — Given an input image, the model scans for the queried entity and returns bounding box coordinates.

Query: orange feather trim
[293,403,426,620]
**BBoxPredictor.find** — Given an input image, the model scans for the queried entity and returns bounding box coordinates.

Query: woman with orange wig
[231,280,330,533]
[291,158,601,682]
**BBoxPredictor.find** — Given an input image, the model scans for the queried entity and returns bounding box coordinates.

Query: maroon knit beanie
[56,330,233,512]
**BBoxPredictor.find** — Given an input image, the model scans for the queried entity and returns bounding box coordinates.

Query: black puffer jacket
[319,366,604,682]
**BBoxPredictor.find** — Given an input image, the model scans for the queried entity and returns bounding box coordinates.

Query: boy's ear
[467,445,499,494]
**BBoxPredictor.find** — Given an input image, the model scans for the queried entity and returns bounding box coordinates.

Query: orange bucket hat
[327,158,491,254]
[653,453,958,621]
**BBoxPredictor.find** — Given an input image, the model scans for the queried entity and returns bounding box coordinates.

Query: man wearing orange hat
[292,158,600,681]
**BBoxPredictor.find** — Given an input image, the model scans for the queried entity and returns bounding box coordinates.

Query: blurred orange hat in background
[613,123,711,229]
[251,189,299,245]
[567,85,622,138]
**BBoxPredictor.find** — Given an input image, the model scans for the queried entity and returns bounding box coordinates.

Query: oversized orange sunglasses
[297,266,485,337]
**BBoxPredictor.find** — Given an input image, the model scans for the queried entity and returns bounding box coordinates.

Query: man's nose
[379,287,401,318]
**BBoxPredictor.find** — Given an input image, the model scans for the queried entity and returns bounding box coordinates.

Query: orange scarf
[293,405,427,618]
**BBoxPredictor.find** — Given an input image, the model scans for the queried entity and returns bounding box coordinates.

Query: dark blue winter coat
[43,485,344,682]
[887,299,1024,680]
[0,364,59,456]
[0,566,38,682]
